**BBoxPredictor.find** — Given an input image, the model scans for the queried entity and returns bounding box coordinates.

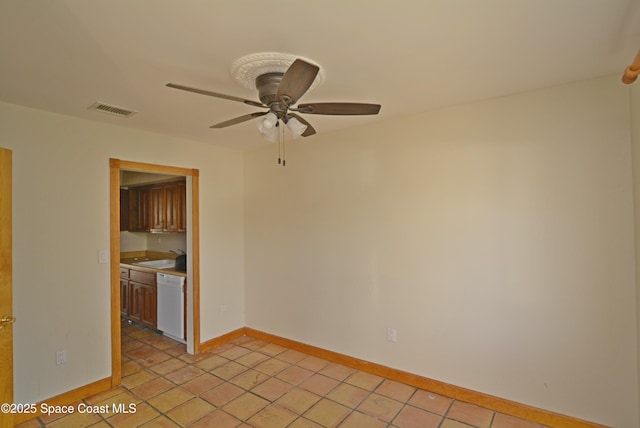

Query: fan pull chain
[277,122,282,165]
[282,124,286,167]
[274,121,289,167]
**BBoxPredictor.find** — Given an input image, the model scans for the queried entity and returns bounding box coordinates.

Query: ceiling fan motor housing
[256,72,285,106]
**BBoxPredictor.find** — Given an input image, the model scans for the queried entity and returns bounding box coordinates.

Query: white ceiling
[1,0,639,149]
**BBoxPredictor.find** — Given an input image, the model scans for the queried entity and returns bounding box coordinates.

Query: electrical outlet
[386,328,397,342]
[220,304,228,315]
[55,349,67,365]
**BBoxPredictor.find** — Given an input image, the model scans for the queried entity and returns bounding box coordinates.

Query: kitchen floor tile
[440,418,476,428]
[446,400,495,428]
[19,322,553,428]
[188,409,242,428]
[255,357,291,376]
[181,372,223,395]
[276,388,322,414]
[219,344,252,360]
[393,404,443,428]
[408,389,453,415]
[149,357,188,375]
[130,376,175,400]
[258,342,287,356]
[211,360,249,380]
[299,373,340,396]
[492,412,546,428]
[139,415,181,427]
[162,364,205,384]
[164,397,215,426]
[339,410,388,428]
[236,350,271,367]
[222,392,269,420]
[121,369,159,389]
[146,387,192,413]
[44,410,102,427]
[107,402,160,427]
[194,353,229,371]
[325,383,369,408]
[230,368,270,390]
[200,381,245,407]
[248,404,298,428]
[276,348,308,364]
[297,355,329,372]
[318,362,356,381]
[375,379,416,402]
[276,365,314,385]
[251,376,294,401]
[344,371,384,391]
[304,398,351,427]
[356,392,404,422]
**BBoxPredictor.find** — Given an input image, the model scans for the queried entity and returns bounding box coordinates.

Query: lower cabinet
[129,282,157,328]
[120,278,129,316]
[120,266,157,330]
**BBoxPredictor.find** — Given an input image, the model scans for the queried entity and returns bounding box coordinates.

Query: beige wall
[243,75,638,427]
[0,102,245,403]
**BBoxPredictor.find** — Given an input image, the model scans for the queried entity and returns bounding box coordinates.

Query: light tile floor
[16,321,549,427]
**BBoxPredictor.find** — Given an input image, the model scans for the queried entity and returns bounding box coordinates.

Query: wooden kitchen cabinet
[150,180,185,233]
[136,188,151,231]
[149,185,164,232]
[120,266,157,330]
[127,187,150,231]
[121,179,185,233]
[120,278,129,316]
[120,189,129,231]
[177,181,187,232]
[129,282,157,329]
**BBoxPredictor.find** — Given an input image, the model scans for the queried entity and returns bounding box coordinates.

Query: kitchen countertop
[120,254,187,278]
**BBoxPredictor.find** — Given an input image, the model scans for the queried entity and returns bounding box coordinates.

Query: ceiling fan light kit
[285,116,308,139]
[258,112,280,143]
[166,51,381,150]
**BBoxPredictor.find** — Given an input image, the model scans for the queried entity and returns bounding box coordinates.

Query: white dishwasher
[156,272,185,343]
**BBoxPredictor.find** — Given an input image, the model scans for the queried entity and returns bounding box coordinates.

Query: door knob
[0,315,16,329]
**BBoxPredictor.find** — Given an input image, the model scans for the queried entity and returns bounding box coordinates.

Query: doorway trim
[109,158,201,385]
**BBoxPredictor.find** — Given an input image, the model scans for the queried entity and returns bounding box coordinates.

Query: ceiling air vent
[88,102,137,118]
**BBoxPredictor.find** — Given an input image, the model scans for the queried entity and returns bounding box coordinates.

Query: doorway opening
[109,159,201,386]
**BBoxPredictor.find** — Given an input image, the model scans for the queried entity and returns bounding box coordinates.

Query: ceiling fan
[166,58,381,140]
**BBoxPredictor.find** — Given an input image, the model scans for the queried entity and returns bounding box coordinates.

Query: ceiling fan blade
[210,112,267,128]
[297,102,381,115]
[276,59,320,104]
[167,83,265,108]
[288,113,316,137]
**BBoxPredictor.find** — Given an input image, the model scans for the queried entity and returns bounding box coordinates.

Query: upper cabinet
[126,187,150,232]
[150,181,185,233]
[121,179,186,233]
[176,181,187,232]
